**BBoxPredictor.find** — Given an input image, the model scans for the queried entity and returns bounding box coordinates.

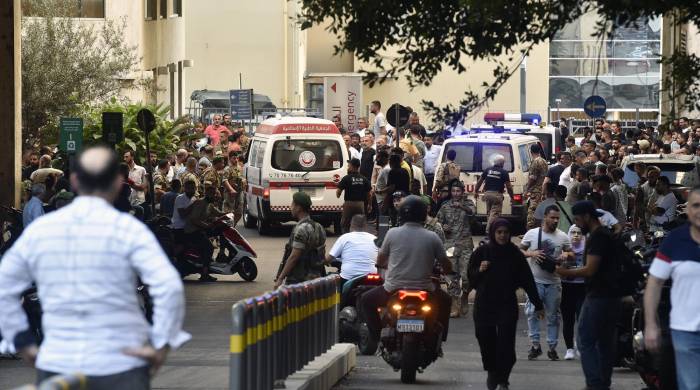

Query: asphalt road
[0,225,645,390]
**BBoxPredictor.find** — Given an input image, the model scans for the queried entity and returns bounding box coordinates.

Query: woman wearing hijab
[468,218,544,390]
[561,225,587,360]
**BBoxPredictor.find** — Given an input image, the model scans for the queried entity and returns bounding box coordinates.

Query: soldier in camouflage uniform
[436,179,476,317]
[152,159,171,204]
[180,157,201,197]
[274,192,327,288]
[421,195,446,243]
[526,144,549,230]
[223,152,245,226]
[200,156,226,200]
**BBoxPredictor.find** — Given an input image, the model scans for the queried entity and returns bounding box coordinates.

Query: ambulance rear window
[442,143,513,172]
[271,140,343,171]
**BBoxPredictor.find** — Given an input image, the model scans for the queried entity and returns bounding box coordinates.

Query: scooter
[338,272,384,355]
[168,213,258,281]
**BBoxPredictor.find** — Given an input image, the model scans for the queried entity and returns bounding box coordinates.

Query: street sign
[386,103,411,128]
[59,117,83,154]
[136,108,156,134]
[102,112,124,146]
[583,95,607,118]
[229,89,253,120]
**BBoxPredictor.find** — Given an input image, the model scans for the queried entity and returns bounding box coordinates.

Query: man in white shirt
[651,176,678,229]
[326,215,378,285]
[23,183,46,228]
[174,148,189,179]
[171,180,197,232]
[370,100,387,137]
[0,146,189,389]
[124,150,147,207]
[423,135,442,195]
[357,117,369,138]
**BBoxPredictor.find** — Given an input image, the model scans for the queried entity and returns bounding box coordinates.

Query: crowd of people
[4,101,700,390]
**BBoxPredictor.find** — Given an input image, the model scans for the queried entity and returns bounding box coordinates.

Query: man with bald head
[0,146,189,389]
[474,154,514,232]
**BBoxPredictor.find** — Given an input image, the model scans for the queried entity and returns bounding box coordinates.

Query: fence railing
[229,275,341,390]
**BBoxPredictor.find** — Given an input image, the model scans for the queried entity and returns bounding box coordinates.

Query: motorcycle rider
[183,184,224,282]
[436,179,476,317]
[360,195,455,345]
[325,214,378,287]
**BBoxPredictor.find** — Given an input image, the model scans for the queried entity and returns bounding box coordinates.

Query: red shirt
[204,125,232,146]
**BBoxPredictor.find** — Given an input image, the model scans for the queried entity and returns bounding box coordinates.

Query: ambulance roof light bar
[484,112,542,125]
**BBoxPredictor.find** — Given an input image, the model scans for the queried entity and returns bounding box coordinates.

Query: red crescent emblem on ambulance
[333,174,340,183]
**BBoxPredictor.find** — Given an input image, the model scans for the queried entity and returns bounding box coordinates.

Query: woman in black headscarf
[468,218,544,390]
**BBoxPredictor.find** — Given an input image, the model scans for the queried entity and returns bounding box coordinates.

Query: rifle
[275,243,292,281]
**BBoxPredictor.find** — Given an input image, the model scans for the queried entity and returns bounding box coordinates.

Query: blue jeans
[577,296,621,390]
[671,329,700,390]
[525,282,561,348]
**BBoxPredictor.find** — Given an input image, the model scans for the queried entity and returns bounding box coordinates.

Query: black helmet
[399,195,428,224]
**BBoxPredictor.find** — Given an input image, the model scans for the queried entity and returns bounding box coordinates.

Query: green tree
[21,0,140,146]
[299,0,700,125]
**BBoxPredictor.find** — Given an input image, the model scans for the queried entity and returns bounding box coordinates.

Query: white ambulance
[432,132,541,233]
[242,117,349,234]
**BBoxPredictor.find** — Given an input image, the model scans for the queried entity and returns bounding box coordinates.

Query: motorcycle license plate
[397,318,424,333]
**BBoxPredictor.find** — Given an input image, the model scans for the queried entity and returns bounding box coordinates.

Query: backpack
[446,161,461,181]
[610,235,644,296]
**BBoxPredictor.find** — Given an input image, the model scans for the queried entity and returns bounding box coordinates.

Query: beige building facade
[55,2,697,127]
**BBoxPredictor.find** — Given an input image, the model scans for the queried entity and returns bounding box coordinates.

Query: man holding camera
[519,205,574,361]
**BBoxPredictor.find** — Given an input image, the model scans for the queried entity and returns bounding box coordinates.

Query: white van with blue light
[432,132,541,233]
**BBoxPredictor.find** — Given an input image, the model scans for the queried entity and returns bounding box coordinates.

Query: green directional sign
[59,117,84,154]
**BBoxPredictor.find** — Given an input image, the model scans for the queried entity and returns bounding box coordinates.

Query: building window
[160,0,167,18]
[305,83,324,116]
[548,12,662,111]
[145,0,157,20]
[173,0,182,16]
[23,0,105,18]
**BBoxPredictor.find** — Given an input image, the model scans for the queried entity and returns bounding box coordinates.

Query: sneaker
[199,274,218,282]
[547,347,560,361]
[527,345,542,360]
[564,348,576,360]
[486,371,498,390]
[497,384,510,390]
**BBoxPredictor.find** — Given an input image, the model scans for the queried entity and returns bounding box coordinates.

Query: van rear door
[440,142,517,215]
[267,137,346,212]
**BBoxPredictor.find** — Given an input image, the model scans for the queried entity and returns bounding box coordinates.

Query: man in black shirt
[474,154,514,231]
[543,151,571,193]
[337,158,371,234]
[556,200,621,390]
[359,135,376,180]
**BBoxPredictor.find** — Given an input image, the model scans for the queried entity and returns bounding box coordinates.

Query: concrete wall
[306,22,353,74]
[183,0,304,110]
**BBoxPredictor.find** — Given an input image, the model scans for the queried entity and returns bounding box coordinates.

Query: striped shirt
[650,224,700,332]
[0,196,190,375]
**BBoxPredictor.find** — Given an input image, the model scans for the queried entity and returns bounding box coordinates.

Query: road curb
[283,343,357,390]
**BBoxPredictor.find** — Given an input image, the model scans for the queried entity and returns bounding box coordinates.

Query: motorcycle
[149,213,258,281]
[337,272,384,355]
[376,275,446,384]
[629,231,677,390]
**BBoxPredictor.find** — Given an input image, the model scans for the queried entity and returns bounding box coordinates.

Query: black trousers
[475,319,517,386]
[38,366,150,390]
[184,231,213,267]
[561,282,586,349]
[360,285,451,341]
